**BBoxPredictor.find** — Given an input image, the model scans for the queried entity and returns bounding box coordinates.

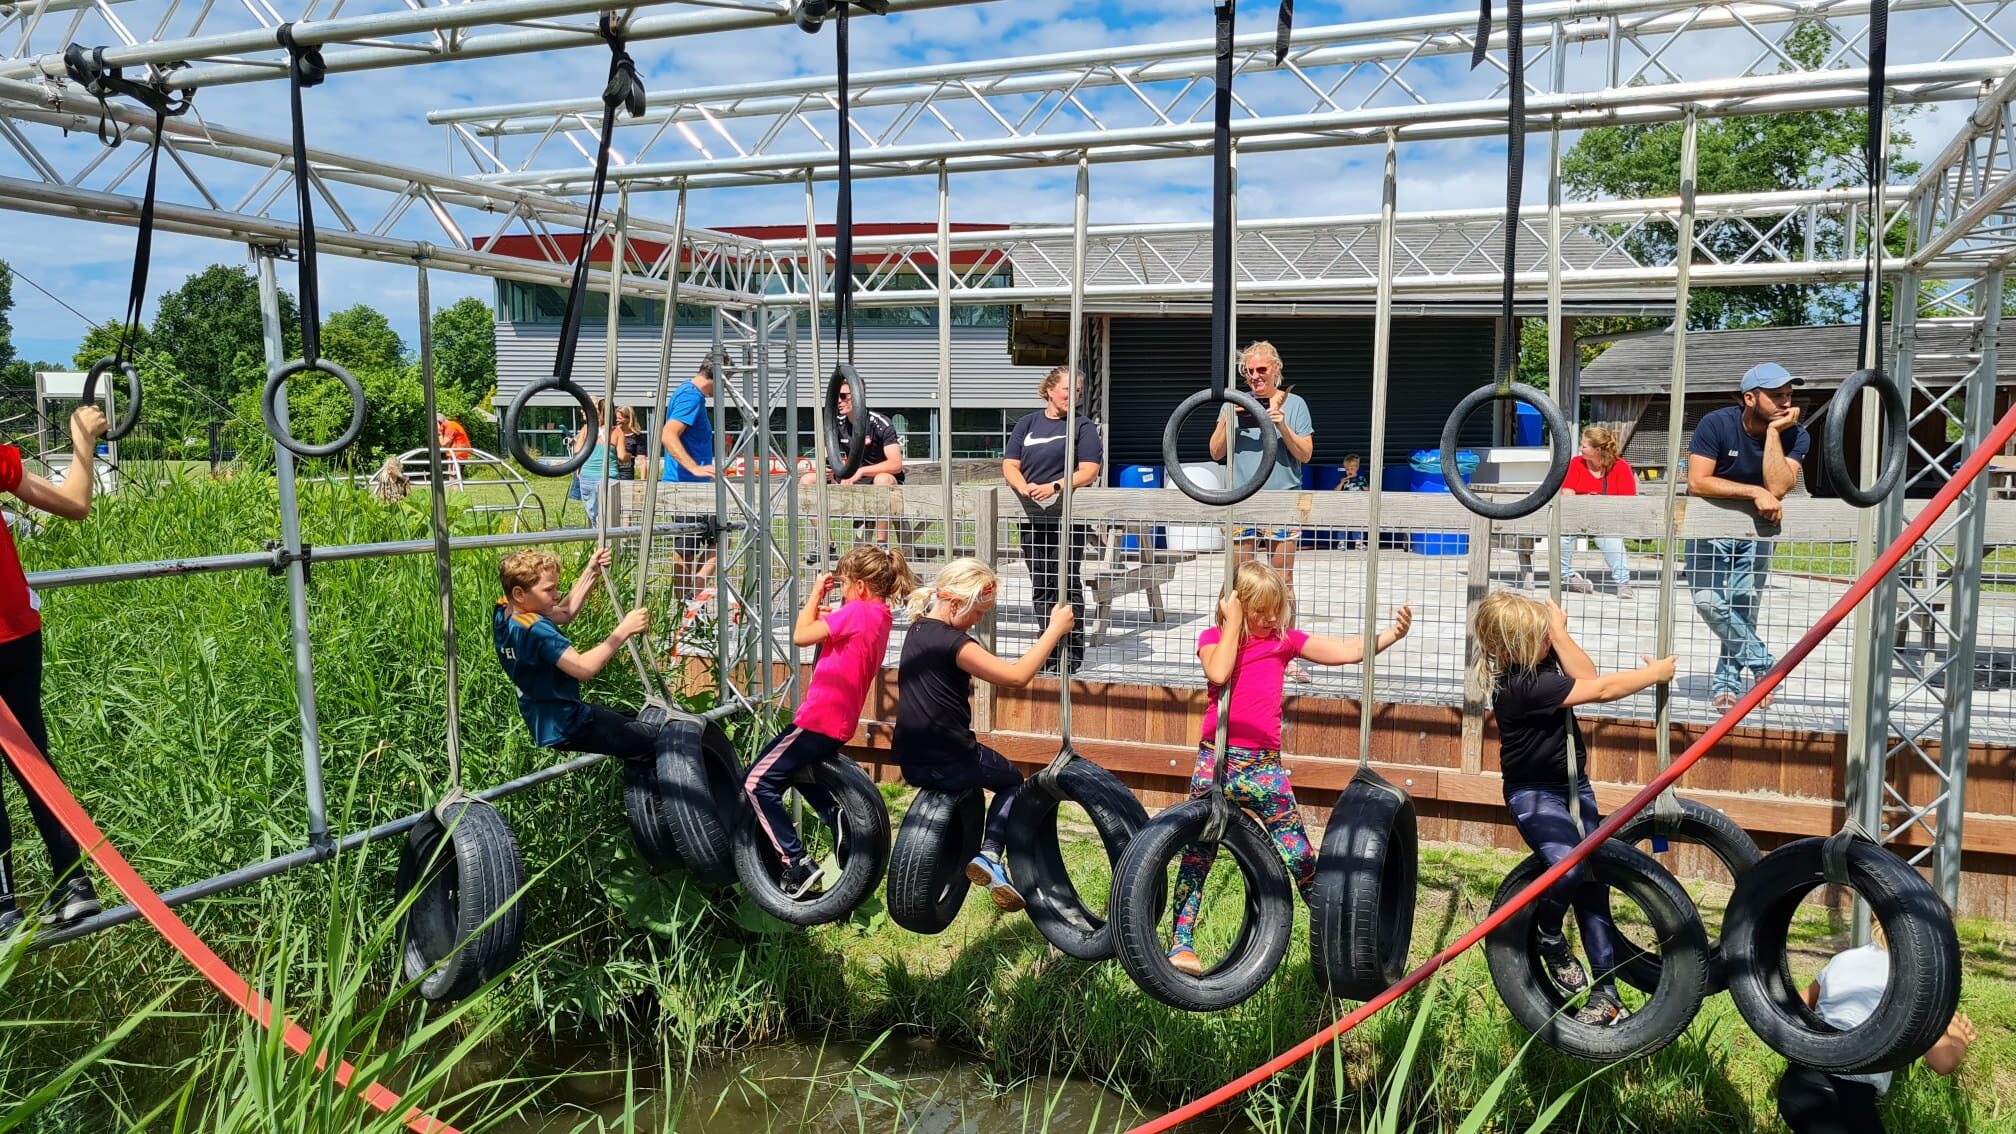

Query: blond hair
[837,543,920,602]
[499,548,561,598]
[907,556,998,620]
[1582,425,1621,463]
[1039,366,1081,398]
[1221,560,1290,641]
[615,405,638,432]
[1240,340,1285,377]
[1467,591,1552,702]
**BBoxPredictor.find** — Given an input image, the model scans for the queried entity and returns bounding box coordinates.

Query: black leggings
[1505,779,1621,989]
[1778,1067,1885,1134]
[901,745,1024,855]
[553,704,660,763]
[0,632,86,901]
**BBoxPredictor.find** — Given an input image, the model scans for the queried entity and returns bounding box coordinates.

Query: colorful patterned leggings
[1170,744,1317,949]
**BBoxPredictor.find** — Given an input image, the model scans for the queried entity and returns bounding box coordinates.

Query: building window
[952,408,1010,459]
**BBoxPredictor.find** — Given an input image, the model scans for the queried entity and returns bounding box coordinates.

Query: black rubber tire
[393,799,528,1004]
[501,376,597,477]
[886,788,983,934]
[261,357,367,459]
[1439,382,1572,520]
[826,362,869,480]
[1161,387,1280,506]
[1310,769,1418,1000]
[621,713,744,886]
[1003,755,1150,960]
[1613,797,1763,995]
[1485,841,1710,1062]
[1823,368,1909,508]
[82,356,143,441]
[1724,836,1962,1074]
[1109,798,1295,1012]
[732,754,892,927]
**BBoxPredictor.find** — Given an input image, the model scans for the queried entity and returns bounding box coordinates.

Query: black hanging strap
[1210,0,1235,400]
[1273,0,1294,64]
[550,16,645,386]
[1856,0,1889,371]
[834,4,856,364]
[277,24,329,365]
[1470,0,1525,392]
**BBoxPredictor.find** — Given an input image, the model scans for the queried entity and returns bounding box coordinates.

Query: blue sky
[0,0,1973,367]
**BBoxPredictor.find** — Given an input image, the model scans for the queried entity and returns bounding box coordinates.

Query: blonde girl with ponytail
[892,557,1075,912]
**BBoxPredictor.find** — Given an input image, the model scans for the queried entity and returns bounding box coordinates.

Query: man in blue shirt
[494,546,654,757]
[659,359,719,600]
[1686,362,1810,710]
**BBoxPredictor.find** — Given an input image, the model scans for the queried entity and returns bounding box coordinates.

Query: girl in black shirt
[1468,591,1676,1027]
[895,557,1074,912]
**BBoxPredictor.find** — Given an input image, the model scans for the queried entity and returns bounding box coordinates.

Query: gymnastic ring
[885,787,983,934]
[1724,835,1961,1074]
[1108,797,1294,1012]
[1310,768,1418,1000]
[1612,797,1762,995]
[1004,753,1150,961]
[1823,368,1908,508]
[1161,387,1280,507]
[261,357,367,459]
[1438,382,1572,520]
[731,753,892,927]
[826,361,869,481]
[1485,840,1710,1062]
[502,375,597,478]
[393,798,527,1004]
[81,356,143,441]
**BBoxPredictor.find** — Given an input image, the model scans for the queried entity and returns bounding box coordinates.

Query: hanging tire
[1485,841,1710,1062]
[1003,755,1150,961]
[732,755,893,927]
[1724,836,1961,1074]
[1612,798,1763,996]
[394,799,528,1004]
[1310,769,1418,1000]
[622,712,745,887]
[886,788,983,934]
[1109,799,1295,1013]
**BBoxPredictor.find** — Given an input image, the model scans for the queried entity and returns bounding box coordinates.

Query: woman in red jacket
[1559,425,1637,598]
[0,405,108,935]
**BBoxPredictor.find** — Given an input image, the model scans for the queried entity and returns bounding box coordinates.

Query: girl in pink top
[1168,560,1413,975]
[743,545,916,900]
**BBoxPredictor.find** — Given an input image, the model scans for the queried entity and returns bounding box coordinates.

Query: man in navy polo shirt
[1686,362,1809,710]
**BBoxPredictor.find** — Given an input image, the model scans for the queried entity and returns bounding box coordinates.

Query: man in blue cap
[1685,361,1809,710]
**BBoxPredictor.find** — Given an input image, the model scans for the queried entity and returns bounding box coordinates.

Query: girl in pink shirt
[1168,560,1412,975]
[743,545,916,900]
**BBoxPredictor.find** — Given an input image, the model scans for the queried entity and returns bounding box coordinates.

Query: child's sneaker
[1537,930,1589,993]
[1572,986,1629,1027]
[964,852,1025,912]
[779,857,822,900]
[39,878,101,927]
[1167,946,1203,977]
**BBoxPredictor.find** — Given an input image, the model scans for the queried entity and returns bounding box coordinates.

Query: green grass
[3,472,2011,1133]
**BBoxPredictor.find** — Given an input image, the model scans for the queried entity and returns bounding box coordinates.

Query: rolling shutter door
[1102,314,1499,474]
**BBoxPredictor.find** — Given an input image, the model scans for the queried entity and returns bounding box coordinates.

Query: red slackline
[1127,397,2016,1134]
[0,700,459,1134]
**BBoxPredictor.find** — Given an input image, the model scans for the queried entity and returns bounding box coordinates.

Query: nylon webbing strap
[550,19,643,392]
[1652,109,1701,835]
[1203,0,1239,847]
[1856,0,1889,372]
[278,25,328,366]
[1824,820,1874,887]
[834,5,856,365]
[1471,0,1524,394]
[416,262,467,820]
[636,185,688,615]
[594,199,660,702]
[1358,132,1398,775]
[804,172,834,568]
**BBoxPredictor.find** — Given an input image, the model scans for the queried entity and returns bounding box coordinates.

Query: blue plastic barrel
[1514,402,1543,446]
[1117,465,1165,549]
[1402,451,1474,554]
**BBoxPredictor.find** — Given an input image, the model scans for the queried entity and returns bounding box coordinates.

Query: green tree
[319,304,407,374]
[151,265,298,409]
[429,296,497,405]
[0,260,18,381]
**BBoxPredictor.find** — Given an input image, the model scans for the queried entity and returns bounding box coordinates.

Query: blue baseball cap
[1740,362,1804,392]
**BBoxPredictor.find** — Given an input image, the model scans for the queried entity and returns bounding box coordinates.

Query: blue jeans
[1560,537,1630,587]
[1506,781,1620,991]
[1686,538,1776,698]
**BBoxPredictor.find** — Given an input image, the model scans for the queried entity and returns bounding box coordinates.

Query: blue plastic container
[1409,532,1470,556]
[1117,465,1166,550]
[1404,450,1475,554]
[1514,402,1543,446]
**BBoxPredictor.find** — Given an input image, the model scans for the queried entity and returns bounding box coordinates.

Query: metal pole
[1651,109,1699,798]
[1358,131,1398,769]
[804,171,833,568]
[1545,111,1566,608]
[637,184,688,614]
[938,161,956,555]
[756,306,775,702]
[596,196,660,697]
[1058,153,1088,731]
[254,246,332,852]
[415,260,465,800]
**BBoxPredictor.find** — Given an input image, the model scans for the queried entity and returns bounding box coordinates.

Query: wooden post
[1461,508,1494,775]
[974,486,999,734]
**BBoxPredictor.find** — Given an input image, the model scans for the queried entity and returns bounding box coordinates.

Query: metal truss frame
[431,0,2016,189]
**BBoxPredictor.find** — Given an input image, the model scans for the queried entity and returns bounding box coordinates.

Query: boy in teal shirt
[494,547,656,759]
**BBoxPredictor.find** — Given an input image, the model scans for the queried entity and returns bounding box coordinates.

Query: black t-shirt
[1005,411,1104,486]
[1491,657,1591,789]
[893,616,977,764]
[836,411,901,469]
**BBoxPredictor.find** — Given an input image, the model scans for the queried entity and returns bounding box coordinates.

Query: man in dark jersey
[801,386,905,560]
[1001,366,1102,676]
[1686,362,1809,710]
